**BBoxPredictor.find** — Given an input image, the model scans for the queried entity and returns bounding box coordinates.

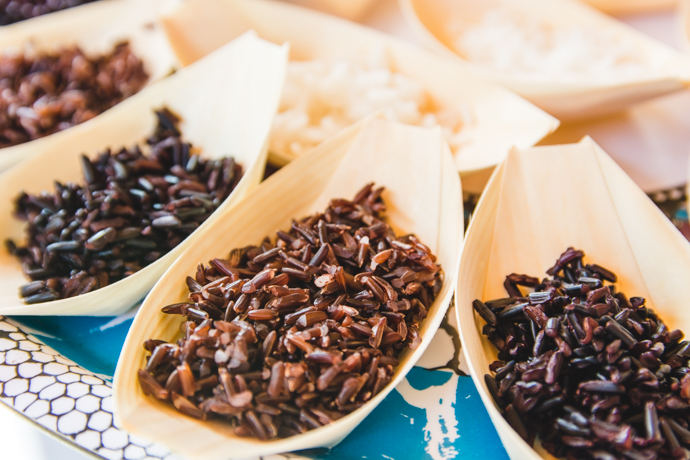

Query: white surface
[0,403,89,460]
[540,90,690,191]
[3,1,689,459]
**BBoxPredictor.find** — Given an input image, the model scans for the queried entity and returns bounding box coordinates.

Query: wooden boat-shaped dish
[0,33,288,316]
[113,117,463,459]
[0,0,184,172]
[455,137,690,459]
[400,0,690,120]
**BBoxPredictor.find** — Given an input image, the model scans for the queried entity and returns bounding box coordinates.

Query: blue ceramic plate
[0,303,508,460]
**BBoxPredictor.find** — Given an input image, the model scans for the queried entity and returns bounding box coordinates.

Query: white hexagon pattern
[51,396,76,415]
[76,395,101,414]
[75,429,101,450]
[0,316,197,460]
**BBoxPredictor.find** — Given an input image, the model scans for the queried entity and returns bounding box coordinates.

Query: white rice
[270,47,473,159]
[453,8,660,84]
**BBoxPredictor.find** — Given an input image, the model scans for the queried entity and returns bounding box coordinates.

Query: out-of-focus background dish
[0,0,183,172]
[399,0,690,120]
[162,0,558,175]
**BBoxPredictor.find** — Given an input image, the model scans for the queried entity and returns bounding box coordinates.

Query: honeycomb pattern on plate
[0,316,187,460]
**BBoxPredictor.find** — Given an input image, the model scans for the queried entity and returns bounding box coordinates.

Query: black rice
[0,0,100,25]
[139,183,443,440]
[7,107,243,303]
[477,248,690,460]
[0,42,147,147]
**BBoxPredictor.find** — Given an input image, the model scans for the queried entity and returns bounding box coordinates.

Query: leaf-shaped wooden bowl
[583,0,677,14]
[0,0,184,172]
[160,0,558,174]
[112,117,463,459]
[0,33,288,316]
[400,0,690,121]
[455,137,690,459]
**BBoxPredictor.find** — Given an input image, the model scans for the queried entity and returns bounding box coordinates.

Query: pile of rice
[270,48,472,159]
[453,8,660,84]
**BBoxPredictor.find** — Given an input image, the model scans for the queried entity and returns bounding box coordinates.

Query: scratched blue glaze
[7,315,508,460]
[406,366,453,390]
[303,367,508,460]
